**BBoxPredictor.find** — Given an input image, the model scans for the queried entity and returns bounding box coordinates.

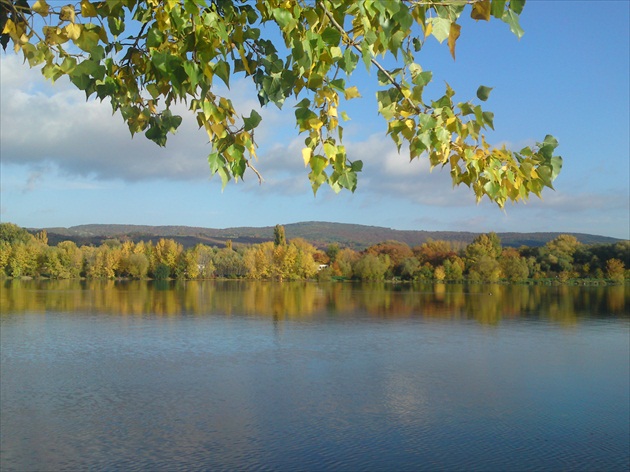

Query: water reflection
[2,280,629,471]
[2,280,628,324]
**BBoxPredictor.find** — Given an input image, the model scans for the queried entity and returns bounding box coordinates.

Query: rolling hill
[32,221,623,250]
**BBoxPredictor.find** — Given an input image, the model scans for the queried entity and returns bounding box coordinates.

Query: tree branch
[317,0,420,113]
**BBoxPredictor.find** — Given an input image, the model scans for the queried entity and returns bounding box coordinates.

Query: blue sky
[1,1,629,239]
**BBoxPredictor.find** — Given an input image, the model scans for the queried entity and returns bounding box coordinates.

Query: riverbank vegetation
[1,223,627,284]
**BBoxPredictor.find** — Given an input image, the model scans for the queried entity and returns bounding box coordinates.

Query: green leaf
[309,170,327,195]
[351,160,363,172]
[482,111,494,129]
[214,60,230,88]
[310,155,328,176]
[183,0,200,15]
[412,70,432,87]
[340,48,359,74]
[207,151,225,173]
[272,8,293,30]
[147,27,164,48]
[551,155,563,180]
[321,27,341,46]
[338,170,357,192]
[163,114,182,133]
[539,134,559,160]
[74,29,100,52]
[69,73,92,91]
[145,125,167,147]
[476,85,493,101]
[484,181,500,198]
[107,16,124,37]
[427,17,451,43]
[243,110,262,131]
[502,9,524,39]
[509,0,526,15]
[217,166,230,190]
[418,113,437,130]
[491,0,507,18]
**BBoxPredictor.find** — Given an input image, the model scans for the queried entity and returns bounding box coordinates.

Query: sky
[1,1,629,240]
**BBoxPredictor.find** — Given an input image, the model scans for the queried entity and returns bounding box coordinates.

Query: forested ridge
[28,222,622,250]
[1,222,627,283]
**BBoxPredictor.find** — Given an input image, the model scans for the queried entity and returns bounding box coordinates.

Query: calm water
[1,280,629,471]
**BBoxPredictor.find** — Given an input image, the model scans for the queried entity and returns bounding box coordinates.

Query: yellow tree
[0,240,11,274]
[605,258,626,283]
[154,238,183,272]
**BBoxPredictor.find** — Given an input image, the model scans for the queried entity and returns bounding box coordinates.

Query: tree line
[0,223,627,283]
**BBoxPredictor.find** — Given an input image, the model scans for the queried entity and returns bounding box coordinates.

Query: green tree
[39,245,64,278]
[400,256,421,280]
[7,241,39,277]
[289,238,319,279]
[465,232,502,280]
[325,243,340,263]
[499,247,529,282]
[353,253,391,281]
[542,234,580,274]
[443,258,464,281]
[335,247,359,279]
[154,262,171,280]
[213,247,246,278]
[0,222,33,244]
[127,252,150,279]
[1,0,561,204]
[274,224,286,247]
[56,240,83,278]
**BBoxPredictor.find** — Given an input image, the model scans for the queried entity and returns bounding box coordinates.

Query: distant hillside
[31,221,623,250]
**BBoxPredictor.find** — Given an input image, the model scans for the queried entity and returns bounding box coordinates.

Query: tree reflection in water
[1,280,628,325]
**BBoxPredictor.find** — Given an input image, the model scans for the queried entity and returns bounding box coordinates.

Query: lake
[1,280,629,471]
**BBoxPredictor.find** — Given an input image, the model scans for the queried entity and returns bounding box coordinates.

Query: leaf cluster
[1,0,561,205]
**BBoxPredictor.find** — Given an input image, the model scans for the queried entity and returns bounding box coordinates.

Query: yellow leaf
[237,47,251,75]
[471,0,492,21]
[65,23,81,41]
[308,118,324,132]
[43,26,69,45]
[59,5,76,23]
[32,0,49,15]
[424,23,432,39]
[324,142,336,158]
[81,0,98,18]
[448,23,461,60]
[210,122,226,137]
[2,19,15,36]
[164,0,178,12]
[343,86,361,100]
[302,147,312,167]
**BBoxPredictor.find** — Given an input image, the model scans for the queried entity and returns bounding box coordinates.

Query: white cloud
[0,56,292,183]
